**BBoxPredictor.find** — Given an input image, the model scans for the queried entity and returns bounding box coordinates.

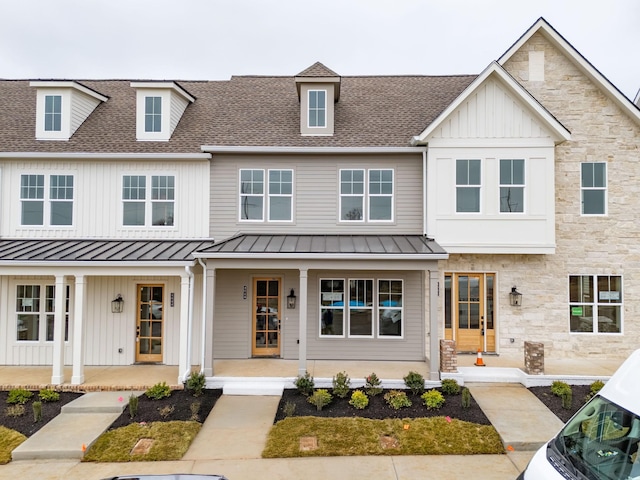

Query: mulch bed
[528,384,592,423]
[274,388,492,425]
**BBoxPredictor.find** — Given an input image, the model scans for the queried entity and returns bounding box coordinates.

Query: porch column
[178,273,191,384]
[51,274,66,385]
[428,269,440,381]
[297,268,308,376]
[203,267,215,376]
[71,275,86,385]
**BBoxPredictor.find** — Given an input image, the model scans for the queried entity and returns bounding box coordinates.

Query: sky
[1,0,638,100]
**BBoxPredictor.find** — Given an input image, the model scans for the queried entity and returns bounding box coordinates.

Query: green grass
[82,421,201,462]
[262,416,504,457]
[0,426,26,465]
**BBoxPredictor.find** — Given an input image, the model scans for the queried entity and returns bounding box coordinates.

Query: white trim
[29,81,108,102]
[129,81,195,103]
[0,153,211,160]
[193,252,449,261]
[203,146,426,154]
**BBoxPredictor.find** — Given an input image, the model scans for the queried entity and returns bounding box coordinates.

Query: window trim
[581,162,607,216]
[307,89,327,128]
[121,174,176,228]
[44,94,62,132]
[377,279,404,338]
[339,168,395,223]
[367,169,394,222]
[144,96,162,133]
[499,159,525,214]
[267,169,294,222]
[339,169,365,223]
[20,173,75,228]
[568,274,622,335]
[16,283,70,343]
[348,279,374,338]
[455,159,482,214]
[239,169,294,223]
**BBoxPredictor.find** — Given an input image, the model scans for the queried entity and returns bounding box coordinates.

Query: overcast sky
[1,0,638,99]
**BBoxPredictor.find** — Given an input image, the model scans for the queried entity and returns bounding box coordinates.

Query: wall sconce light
[111,294,124,313]
[509,287,522,307]
[287,289,297,309]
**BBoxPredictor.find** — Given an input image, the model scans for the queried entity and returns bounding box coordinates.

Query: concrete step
[61,390,142,414]
[222,381,285,396]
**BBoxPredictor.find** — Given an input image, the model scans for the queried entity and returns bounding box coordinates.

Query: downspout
[423,148,428,236]
[184,265,195,382]
[197,258,207,374]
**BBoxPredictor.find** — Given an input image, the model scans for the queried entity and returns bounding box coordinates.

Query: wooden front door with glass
[252,278,281,357]
[136,284,164,362]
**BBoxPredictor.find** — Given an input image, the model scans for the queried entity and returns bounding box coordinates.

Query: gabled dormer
[30,81,108,141]
[295,62,340,136]
[130,82,195,141]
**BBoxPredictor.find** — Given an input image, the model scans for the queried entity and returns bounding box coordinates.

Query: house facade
[0,18,638,385]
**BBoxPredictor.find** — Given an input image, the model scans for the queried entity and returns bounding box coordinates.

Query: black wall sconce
[287,289,297,309]
[111,294,124,313]
[509,287,522,307]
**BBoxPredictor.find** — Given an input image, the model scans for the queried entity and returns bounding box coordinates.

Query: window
[122,175,174,227]
[340,169,393,222]
[16,284,69,342]
[581,162,606,215]
[145,96,162,132]
[308,90,326,127]
[320,278,403,338]
[340,169,364,221]
[44,95,62,131]
[239,169,293,222]
[569,275,622,333]
[20,174,73,226]
[369,170,393,220]
[500,159,524,213]
[456,159,481,213]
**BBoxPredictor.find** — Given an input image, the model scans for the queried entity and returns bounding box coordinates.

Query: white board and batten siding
[2,159,210,239]
[426,78,557,254]
[209,153,424,240]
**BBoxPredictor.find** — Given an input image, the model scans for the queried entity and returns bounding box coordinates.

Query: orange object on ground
[474,349,486,366]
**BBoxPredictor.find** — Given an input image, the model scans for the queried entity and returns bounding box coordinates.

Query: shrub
[550,381,573,410]
[461,387,471,408]
[364,373,383,396]
[128,393,139,418]
[282,401,296,417]
[332,371,351,398]
[38,388,60,403]
[441,378,461,396]
[32,401,42,422]
[585,380,605,402]
[561,389,573,410]
[5,404,25,417]
[186,371,206,397]
[403,371,425,395]
[307,389,333,411]
[7,388,33,405]
[158,404,175,418]
[349,390,369,410]
[384,390,412,410]
[294,371,315,396]
[422,389,445,410]
[145,381,171,400]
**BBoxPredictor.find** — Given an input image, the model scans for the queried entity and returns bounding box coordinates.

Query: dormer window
[295,62,340,136]
[44,95,62,131]
[308,90,326,128]
[145,96,162,132]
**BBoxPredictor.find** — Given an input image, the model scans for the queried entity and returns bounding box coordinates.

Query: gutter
[0,152,212,160]
[183,265,195,382]
[201,145,427,155]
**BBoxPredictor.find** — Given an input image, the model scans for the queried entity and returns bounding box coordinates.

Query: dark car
[102,475,228,480]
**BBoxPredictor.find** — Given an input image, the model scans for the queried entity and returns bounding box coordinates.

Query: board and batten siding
[3,159,210,239]
[209,153,424,240]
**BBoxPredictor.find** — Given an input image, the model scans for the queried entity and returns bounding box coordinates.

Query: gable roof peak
[296,62,340,78]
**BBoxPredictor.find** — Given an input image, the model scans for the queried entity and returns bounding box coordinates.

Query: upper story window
[569,275,621,334]
[20,174,74,226]
[239,169,293,222]
[131,82,194,141]
[499,159,525,213]
[16,284,69,342]
[456,159,481,213]
[581,162,606,215]
[308,90,326,128]
[340,169,394,222]
[145,96,162,132]
[44,95,62,131]
[122,175,175,227]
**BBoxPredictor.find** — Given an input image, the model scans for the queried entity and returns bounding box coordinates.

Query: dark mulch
[528,384,592,423]
[0,391,83,437]
[108,388,223,430]
[274,388,492,425]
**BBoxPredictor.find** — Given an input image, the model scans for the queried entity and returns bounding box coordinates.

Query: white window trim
[15,282,71,344]
[339,169,395,223]
[581,162,608,216]
[133,90,171,141]
[319,278,346,338]
[568,274,623,335]
[367,169,394,223]
[307,89,327,129]
[239,169,265,222]
[377,279,404,339]
[34,89,71,140]
[455,159,483,214]
[339,169,365,223]
[348,279,374,338]
[121,174,176,228]
[20,173,75,228]
[499,159,526,214]
[267,169,294,222]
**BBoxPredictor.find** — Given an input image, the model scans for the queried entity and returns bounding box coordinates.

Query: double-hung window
[122,175,175,226]
[340,169,393,222]
[456,159,481,213]
[499,159,525,213]
[16,284,70,342]
[240,169,293,222]
[378,280,403,337]
[20,174,74,226]
[144,96,162,133]
[369,169,393,220]
[569,275,621,333]
[349,279,373,336]
[581,162,606,215]
[340,170,364,221]
[308,90,326,128]
[44,95,62,132]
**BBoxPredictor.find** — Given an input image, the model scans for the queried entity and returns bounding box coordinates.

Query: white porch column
[428,269,440,381]
[297,268,308,376]
[178,273,191,384]
[202,267,215,376]
[71,275,86,385]
[51,274,66,385]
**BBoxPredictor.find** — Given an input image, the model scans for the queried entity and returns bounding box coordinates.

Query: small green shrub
[441,378,461,396]
[421,389,445,410]
[32,401,42,422]
[128,393,139,418]
[403,371,425,395]
[561,390,573,410]
[38,388,60,403]
[349,390,369,410]
[7,388,33,405]
[5,404,25,417]
[307,389,333,411]
[332,371,351,398]
[461,387,471,408]
[585,380,605,402]
[145,381,171,400]
[364,373,383,396]
[384,390,412,410]
[294,371,315,396]
[186,371,206,397]
[282,401,296,417]
[550,380,571,397]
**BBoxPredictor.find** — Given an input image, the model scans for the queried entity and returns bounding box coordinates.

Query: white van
[518,349,640,480]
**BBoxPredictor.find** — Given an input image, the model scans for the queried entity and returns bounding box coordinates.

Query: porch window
[569,275,621,333]
[378,280,403,337]
[456,159,481,213]
[320,279,344,336]
[349,279,373,337]
[16,284,69,342]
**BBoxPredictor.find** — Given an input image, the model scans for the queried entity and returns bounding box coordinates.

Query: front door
[136,284,164,363]
[252,278,281,357]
